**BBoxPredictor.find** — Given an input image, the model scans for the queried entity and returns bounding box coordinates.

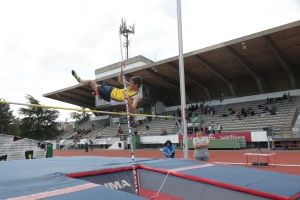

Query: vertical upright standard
[119,31,139,195]
[177,0,188,159]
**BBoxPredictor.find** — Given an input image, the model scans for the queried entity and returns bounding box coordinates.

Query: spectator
[216,124,222,133]
[84,141,89,152]
[130,121,137,127]
[204,126,208,134]
[96,133,101,139]
[143,130,147,136]
[118,127,124,134]
[145,125,149,131]
[227,108,232,115]
[270,105,276,115]
[287,92,292,102]
[264,105,269,113]
[177,107,181,117]
[211,126,215,133]
[200,103,204,114]
[272,105,276,113]
[160,129,167,135]
[283,93,287,100]
[162,140,175,158]
[193,128,210,161]
[235,109,241,120]
[89,139,93,153]
[92,123,95,130]
[241,107,247,117]
[74,141,78,150]
[207,125,211,134]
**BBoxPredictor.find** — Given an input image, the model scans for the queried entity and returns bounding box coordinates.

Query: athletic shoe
[72,70,81,83]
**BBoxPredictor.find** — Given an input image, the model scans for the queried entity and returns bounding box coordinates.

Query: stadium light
[120,18,135,60]
[241,42,247,50]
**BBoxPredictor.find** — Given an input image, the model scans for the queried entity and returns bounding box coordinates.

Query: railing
[108,136,120,145]
[95,119,110,128]
[63,142,73,150]
[291,107,299,127]
[171,126,180,134]
[61,139,73,147]
[64,131,78,139]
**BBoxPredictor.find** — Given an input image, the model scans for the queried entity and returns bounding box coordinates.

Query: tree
[19,95,62,140]
[0,99,15,135]
[70,107,90,126]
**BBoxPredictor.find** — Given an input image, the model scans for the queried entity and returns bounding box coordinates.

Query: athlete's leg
[80,79,98,91]
[72,70,99,92]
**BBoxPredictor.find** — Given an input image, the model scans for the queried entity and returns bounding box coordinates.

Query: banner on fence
[92,139,108,145]
[178,132,252,142]
[112,118,120,123]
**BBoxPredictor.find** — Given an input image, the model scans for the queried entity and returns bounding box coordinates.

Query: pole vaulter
[119,28,139,196]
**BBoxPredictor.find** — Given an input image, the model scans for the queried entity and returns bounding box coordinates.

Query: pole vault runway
[54,149,300,176]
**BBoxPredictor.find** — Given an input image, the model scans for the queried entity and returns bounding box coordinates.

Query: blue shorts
[97,82,114,102]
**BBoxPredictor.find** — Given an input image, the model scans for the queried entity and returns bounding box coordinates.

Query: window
[142,86,149,99]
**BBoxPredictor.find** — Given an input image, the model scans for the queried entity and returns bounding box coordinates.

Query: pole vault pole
[177,0,188,159]
[119,29,139,195]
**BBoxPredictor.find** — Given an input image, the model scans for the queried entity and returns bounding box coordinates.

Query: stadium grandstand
[44,20,300,149]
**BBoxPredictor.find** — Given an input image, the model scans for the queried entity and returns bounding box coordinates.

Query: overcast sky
[0,0,300,121]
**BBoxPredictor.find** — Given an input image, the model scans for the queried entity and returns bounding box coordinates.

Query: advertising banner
[112,118,120,123]
[76,170,135,194]
[178,132,252,142]
[92,139,109,145]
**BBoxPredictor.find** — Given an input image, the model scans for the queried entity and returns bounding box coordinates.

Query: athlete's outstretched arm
[118,62,130,86]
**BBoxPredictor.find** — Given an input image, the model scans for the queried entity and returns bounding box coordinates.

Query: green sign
[190,116,201,123]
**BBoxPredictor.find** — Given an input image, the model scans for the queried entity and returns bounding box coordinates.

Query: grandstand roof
[44,20,300,108]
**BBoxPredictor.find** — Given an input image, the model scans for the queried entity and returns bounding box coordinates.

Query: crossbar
[0,100,172,118]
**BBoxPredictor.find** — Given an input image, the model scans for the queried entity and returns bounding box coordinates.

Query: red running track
[54,149,300,176]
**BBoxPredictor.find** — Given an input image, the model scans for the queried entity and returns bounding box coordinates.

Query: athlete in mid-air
[72,62,142,113]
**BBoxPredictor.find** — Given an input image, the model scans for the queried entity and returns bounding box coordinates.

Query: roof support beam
[166,63,212,99]
[75,87,95,96]
[186,89,193,103]
[226,46,265,94]
[207,83,217,98]
[193,55,236,96]
[57,94,95,109]
[145,69,190,102]
[145,69,179,90]
[168,90,178,105]
[264,35,296,89]
[64,91,95,104]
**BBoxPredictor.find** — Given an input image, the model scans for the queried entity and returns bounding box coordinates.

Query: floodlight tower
[120,18,135,60]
